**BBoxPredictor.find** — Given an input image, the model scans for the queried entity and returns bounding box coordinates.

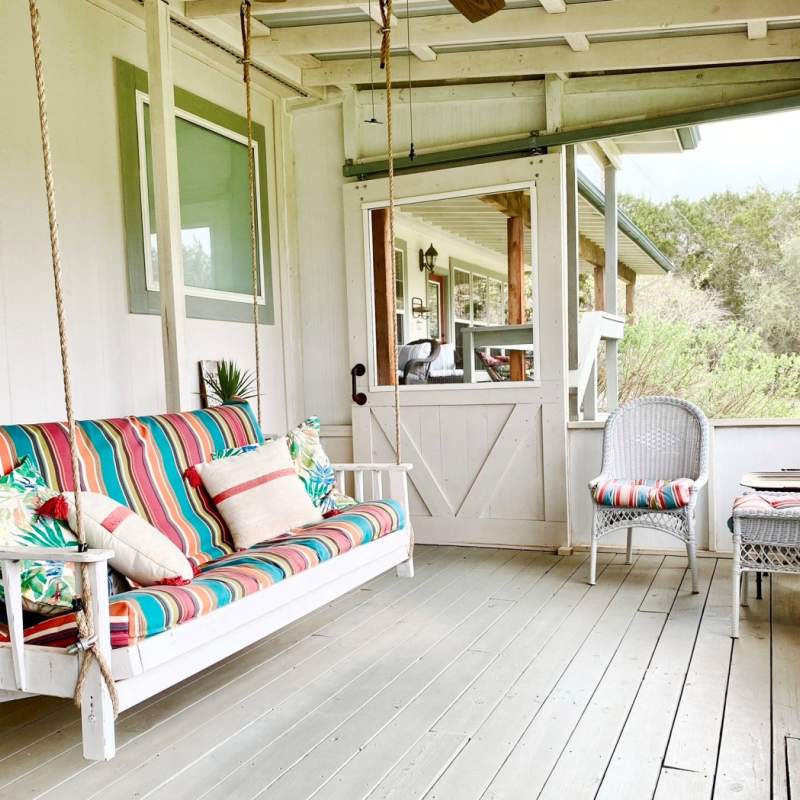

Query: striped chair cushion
[733,492,800,515]
[0,500,405,649]
[592,478,694,510]
[0,404,263,568]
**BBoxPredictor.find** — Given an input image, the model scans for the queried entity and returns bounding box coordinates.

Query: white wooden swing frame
[0,464,413,760]
[0,0,412,761]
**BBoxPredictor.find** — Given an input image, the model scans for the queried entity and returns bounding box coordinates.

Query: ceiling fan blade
[447,0,505,23]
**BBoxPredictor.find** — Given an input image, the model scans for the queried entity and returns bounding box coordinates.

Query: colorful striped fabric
[733,492,800,514]
[0,500,405,649]
[0,404,263,568]
[593,478,694,509]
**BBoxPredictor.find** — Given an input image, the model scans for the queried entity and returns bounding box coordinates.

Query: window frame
[394,242,408,344]
[116,58,274,324]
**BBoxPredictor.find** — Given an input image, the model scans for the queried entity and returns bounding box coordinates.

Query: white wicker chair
[588,396,710,592]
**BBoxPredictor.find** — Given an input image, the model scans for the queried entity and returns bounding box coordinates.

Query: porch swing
[0,0,411,761]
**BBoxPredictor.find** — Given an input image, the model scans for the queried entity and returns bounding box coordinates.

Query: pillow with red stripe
[190,438,322,550]
[39,492,193,587]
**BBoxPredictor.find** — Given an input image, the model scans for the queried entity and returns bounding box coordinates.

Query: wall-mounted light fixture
[419,243,438,274]
[411,297,431,318]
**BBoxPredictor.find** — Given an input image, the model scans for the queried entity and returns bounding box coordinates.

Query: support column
[565,145,580,418]
[603,163,619,411]
[145,0,188,411]
[371,208,396,386]
[507,215,525,382]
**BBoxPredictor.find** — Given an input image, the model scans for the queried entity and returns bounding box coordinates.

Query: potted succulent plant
[202,360,257,406]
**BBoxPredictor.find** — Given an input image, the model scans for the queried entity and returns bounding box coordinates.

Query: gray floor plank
[594,558,716,800]
[771,575,800,800]
[424,556,634,800]
[714,567,772,800]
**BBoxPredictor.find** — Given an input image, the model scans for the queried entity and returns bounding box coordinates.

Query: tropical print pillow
[214,443,259,460]
[286,417,337,508]
[0,458,78,615]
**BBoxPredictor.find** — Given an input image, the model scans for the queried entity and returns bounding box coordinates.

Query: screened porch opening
[369,189,536,387]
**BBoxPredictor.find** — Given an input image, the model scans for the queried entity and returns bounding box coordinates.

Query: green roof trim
[344,92,800,180]
[578,172,674,274]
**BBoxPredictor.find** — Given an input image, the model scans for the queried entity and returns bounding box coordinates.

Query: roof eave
[577,172,674,274]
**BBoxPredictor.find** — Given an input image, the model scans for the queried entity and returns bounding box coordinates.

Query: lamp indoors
[419,243,438,273]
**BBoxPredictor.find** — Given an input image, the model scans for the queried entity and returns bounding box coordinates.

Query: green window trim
[115,57,274,324]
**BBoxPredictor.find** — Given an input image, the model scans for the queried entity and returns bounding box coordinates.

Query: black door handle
[351,364,367,405]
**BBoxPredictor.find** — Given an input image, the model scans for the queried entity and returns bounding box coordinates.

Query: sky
[578,108,800,203]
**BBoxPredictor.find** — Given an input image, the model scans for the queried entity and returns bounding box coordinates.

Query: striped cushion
[592,478,694,509]
[0,404,263,568]
[733,492,800,515]
[0,500,405,649]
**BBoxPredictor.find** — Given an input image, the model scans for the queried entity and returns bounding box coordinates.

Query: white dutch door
[343,155,569,549]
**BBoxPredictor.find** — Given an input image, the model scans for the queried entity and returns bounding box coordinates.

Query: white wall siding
[0,0,287,430]
[291,104,352,426]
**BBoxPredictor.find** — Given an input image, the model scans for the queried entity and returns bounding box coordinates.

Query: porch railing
[568,311,624,420]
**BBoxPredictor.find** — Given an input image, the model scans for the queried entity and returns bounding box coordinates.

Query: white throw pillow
[192,438,322,550]
[40,492,194,587]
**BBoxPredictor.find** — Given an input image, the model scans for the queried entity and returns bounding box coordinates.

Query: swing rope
[378,0,402,468]
[27,0,119,716]
[239,0,263,427]
[378,0,415,559]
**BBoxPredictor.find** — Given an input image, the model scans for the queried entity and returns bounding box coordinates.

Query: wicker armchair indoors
[588,397,710,592]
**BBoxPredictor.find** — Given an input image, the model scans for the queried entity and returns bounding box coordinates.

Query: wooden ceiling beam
[303,27,800,86]
[193,0,800,52]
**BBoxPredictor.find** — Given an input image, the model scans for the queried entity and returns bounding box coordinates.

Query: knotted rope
[239,0,263,426]
[377,0,414,559]
[27,0,119,716]
[378,0,402,468]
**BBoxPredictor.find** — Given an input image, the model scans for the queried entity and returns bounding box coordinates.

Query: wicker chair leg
[625,528,633,564]
[589,536,598,586]
[731,533,741,638]
[741,571,750,607]
[686,538,699,594]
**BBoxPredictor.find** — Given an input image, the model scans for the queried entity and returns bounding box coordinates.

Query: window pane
[143,105,260,296]
[487,278,503,325]
[454,269,471,321]
[427,281,441,340]
[394,249,405,305]
[472,275,489,324]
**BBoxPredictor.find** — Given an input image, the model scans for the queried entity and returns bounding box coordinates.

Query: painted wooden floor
[1,544,798,800]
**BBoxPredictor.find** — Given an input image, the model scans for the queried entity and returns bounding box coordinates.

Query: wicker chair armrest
[588,474,609,491]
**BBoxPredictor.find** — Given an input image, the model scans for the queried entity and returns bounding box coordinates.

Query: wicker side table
[731,493,800,638]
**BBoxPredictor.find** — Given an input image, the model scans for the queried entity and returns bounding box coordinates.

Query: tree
[621,188,800,330]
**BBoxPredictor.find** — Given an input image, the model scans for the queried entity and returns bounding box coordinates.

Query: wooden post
[625,277,636,316]
[507,215,525,381]
[145,0,188,412]
[604,163,619,410]
[371,208,397,386]
[79,560,115,760]
[593,265,605,311]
